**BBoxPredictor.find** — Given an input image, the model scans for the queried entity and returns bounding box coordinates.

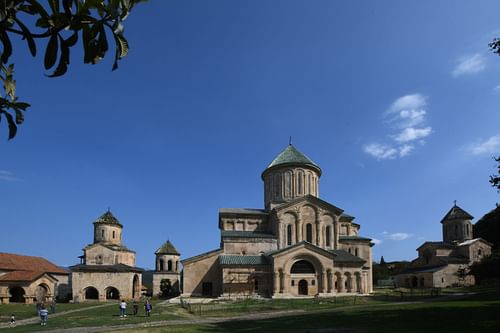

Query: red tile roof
[0,270,46,282]
[0,252,67,274]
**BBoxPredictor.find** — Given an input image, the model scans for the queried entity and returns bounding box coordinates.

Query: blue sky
[1,1,499,268]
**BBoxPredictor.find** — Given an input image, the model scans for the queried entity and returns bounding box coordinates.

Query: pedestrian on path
[39,306,49,326]
[50,299,56,314]
[144,300,152,317]
[10,314,15,326]
[133,300,139,315]
[119,300,127,318]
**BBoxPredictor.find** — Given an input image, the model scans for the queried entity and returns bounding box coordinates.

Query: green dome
[262,144,321,178]
[93,210,122,226]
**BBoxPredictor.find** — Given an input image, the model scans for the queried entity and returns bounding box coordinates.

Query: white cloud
[394,127,432,143]
[363,143,398,160]
[494,85,500,93]
[386,232,412,241]
[371,238,382,245]
[468,135,500,155]
[452,53,486,77]
[0,170,21,182]
[363,94,432,160]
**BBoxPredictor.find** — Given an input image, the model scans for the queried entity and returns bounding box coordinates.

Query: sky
[1,0,499,269]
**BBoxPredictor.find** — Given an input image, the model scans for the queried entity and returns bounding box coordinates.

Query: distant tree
[0,0,146,140]
[473,205,500,250]
[469,252,500,284]
[380,256,386,265]
[490,156,500,191]
[159,278,172,297]
[454,266,470,286]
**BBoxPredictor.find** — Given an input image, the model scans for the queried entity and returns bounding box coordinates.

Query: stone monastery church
[182,144,374,297]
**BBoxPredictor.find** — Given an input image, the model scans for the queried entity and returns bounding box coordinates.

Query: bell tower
[441,202,473,243]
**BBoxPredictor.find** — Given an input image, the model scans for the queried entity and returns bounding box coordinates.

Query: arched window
[95,255,102,264]
[478,249,482,256]
[287,224,292,246]
[291,260,315,274]
[308,174,312,194]
[298,171,303,194]
[159,259,164,271]
[168,260,173,271]
[306,224,312,243]
[355,248,359,256]
[101,229,104,238]
[326,226,331,247]
[112,231,115,239]
[254,279,259,291]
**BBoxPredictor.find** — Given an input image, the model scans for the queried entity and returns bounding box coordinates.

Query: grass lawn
[1,300,190,332]
[0,301,100,320]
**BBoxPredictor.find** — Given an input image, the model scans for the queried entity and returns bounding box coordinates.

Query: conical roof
[440,204,473,223]
[262,144,321,178]
[155,240,180,255]
[93,210,122,226]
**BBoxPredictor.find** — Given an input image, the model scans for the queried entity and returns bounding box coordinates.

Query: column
[273,271,280,295]
[296,218,302,242]
[321,272,327,293]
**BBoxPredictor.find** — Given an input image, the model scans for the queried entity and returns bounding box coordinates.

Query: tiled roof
[0,252,67,274]
[339,213,355,221]
[400,265,447,274]
[416,241,456,250]
[219,255,270,266]
[182,248,223,264]
[155,240,180,255]
[221,231,277,239]
[329,250,366,263]
[437,256,470,264]
[219,208,268,215]
[262,144,321,177]
[0,271,48,282]
[440,204,473,223]
[69,263,143,273]
[339,235,372,242]
[93,210,122,226]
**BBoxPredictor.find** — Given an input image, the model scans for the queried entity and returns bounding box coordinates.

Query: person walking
[50,299,56,314]
[119,300,127,318]
[10,314,15,326]
[144,300,152,317]
[39,306,49,326]
[133,300,139,315]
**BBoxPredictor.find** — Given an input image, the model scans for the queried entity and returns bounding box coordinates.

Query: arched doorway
[35,284,49,302]
[132,274,140,299]
[9,286,25,303]
[84,287,99,300]
[105,287,120,300]
[298,280,308,295]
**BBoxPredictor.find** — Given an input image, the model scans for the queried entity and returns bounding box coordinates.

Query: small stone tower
[262,144,322,210]
[441,203,474,243]
[152,240,181,297]
[93,210,123,246]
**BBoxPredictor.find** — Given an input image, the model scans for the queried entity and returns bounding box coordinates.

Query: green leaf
[44,33,59,70]
[14,18,37,57]
[3,111,17,140]
[0,29,13,64]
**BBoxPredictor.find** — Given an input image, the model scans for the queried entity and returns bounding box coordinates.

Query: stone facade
[396,204,492,288]
[182,144,374,298]
[70,211,143,302]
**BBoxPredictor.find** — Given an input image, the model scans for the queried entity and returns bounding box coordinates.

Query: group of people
[119,299,153,318]
[36,299,56,325]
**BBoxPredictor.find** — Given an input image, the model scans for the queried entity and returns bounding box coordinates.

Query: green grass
[1,300,190,332]
[0,301,99,320]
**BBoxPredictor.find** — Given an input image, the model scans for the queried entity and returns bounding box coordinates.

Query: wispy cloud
[0,170,22,182]
[452,53,486,77]
[386,232,412,241]
[467,135,500,155]
[371,238,382,245]
[363,94,432,159]
[494,85,500,93]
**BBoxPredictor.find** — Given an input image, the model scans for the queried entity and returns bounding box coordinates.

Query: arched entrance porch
[9,286,25,303]
[84,286,99,300]
[105,287,120,300]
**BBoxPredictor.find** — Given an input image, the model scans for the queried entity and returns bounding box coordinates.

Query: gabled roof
[69,263,143,273]
[457,238,493,247]
[272,195,344,216]
[266,241,334,259]
[262,144,321,178]
[155,240,180,255]
[181,248,223,264]
[221,231,277,239]
[329,250,366,264]
[84,243,135,253]
[0,271,58,282]
[437,256,470,264]
[0,252,67,274]
[93,210,122,226]
[219,255,270,266]
[416,241,456,251]
[440,204,473,223]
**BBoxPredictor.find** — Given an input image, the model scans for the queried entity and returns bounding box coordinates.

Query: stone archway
[298,279,308,295]
[35,284,49,302]
[9,286,25,303]
[84,286,99,300]
[132,274,140,299]
[105,287,120,300]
